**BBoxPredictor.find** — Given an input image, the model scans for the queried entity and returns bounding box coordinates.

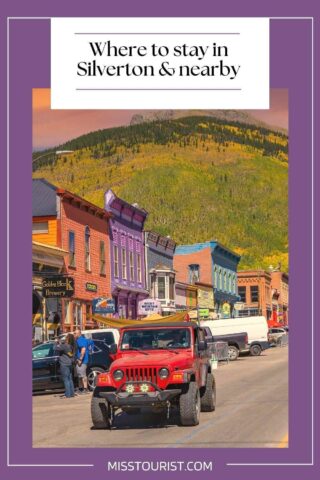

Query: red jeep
[91,322,216,428]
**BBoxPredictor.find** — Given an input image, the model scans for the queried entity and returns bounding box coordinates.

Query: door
[32,343,61,391]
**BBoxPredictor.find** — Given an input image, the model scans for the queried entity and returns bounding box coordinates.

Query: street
[33,346,288,448]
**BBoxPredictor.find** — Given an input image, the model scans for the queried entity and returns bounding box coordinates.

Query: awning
[91,310,191,328]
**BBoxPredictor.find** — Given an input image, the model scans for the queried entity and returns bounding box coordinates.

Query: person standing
[74,327,90,394]
[54,333,75,398]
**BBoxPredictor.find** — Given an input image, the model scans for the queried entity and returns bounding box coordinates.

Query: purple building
[104,190,149,319]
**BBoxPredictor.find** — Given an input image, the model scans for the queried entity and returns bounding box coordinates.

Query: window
[114,245,119,277]
[238,286,246,303]
[214,266,218,288]
[223,271,227,291]
[136,240,141,253]
[218,269,222,290]
[32,221,48,234]
[157,277,166,299]
[99,241,106,275]
[32,343,54,359]
[188,264,200,284]
[85,226,90,271]
[129,251,134,281]
[68,231,76,267]
[250,285,259,303]
[121,248,127,279]
[112,229,118,243]
[169,276,175,300]
[137,253,142,282]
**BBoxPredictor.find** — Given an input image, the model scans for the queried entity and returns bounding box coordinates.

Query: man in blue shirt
[74,327,89,394]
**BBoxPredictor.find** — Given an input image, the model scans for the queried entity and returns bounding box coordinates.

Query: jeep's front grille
[125,367,158,383]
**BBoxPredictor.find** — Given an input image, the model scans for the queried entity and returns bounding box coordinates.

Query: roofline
[175,281,198,291]
[56,188,112,219]
[105,188,148,217]
[195,281,213,288]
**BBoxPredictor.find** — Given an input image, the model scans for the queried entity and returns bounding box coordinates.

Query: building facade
[144,231,177,315]
[237,270,272,319]
[32,241,68,340]
[270,271,289,325]
[32,179,112,332]
[174,241,241,317]
[104,189,149,319]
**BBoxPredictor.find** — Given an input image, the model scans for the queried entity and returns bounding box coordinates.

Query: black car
[32,339,112,392]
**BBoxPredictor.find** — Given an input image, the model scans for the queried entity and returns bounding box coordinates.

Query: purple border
[1,2,319,480]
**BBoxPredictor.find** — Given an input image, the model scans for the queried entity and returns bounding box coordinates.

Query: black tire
[91,389,110,429]
[200,373,216,412]
[228,345,239,361]
[179,382,200,426]
[87,367,105,391]
[250,344,262,356]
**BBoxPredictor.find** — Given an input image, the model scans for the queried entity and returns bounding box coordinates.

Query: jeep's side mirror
[109,343,118,355]
[198,340,207,351]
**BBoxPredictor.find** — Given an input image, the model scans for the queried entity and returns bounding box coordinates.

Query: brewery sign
[42,276,74,298]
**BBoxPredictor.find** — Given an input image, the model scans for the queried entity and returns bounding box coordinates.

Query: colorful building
[237,270,272,320]
[104,189,149,319]
[174,241,241,317]
[270,271,289,325]
[32,179,112,332]
[144,231,177,315]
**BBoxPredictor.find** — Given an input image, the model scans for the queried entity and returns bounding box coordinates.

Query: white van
[82,328,120,346]
[200,316,269,356]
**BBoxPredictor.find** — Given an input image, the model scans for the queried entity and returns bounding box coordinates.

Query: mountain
[32,116,288,271]
[130,109,287,134]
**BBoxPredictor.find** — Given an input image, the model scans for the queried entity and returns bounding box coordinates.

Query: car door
[32,343,60,391]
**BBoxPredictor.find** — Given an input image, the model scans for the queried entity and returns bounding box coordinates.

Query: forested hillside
[33,116,288,271]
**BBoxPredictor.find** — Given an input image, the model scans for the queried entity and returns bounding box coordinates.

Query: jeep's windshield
[120,328,191,351]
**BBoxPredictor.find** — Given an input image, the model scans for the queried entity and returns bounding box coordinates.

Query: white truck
[201,316,269,356]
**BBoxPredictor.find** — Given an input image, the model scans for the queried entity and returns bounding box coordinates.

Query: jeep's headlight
[113,369,124,381]
[159,368,169,379]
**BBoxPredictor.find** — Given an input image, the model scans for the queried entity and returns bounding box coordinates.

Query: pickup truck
[202,326,248,361]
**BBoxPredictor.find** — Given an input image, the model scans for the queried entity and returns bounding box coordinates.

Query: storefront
[32,241,68,341]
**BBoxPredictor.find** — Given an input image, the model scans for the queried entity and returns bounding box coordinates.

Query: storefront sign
[92,297,115,314]
[86,282,98,292]
[138,299,162,316]
[42,276,74,298]
[198,308,209,318]
[197,287,214,309]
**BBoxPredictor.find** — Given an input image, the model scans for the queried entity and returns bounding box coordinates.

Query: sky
[33,89,288,151]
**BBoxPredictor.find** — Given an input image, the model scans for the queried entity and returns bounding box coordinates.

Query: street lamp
[32,150,74,164]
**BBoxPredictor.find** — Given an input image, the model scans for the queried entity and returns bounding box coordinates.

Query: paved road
[33,346,288,448]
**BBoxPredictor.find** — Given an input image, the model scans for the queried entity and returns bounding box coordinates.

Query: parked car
[201,316,269,356]
[32,339,112,393]
[202,326,248,361]
[268,327,287,345]
[91,322,216,429]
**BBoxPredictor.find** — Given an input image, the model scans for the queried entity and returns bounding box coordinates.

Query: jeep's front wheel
[91,389,110,429]
[200,373,216,412]
[179,382,200,426]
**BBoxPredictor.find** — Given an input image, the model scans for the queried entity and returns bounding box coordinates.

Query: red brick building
[32,179,112,333]
[237,269,289,325]
[270,271,289,325]
[237,270,272,320]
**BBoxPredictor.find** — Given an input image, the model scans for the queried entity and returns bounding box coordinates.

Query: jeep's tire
[200,373,216,412]
[179,382,200,426]
[250,344,262,356]
[91,390,110,429]
[228,345,239,361]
